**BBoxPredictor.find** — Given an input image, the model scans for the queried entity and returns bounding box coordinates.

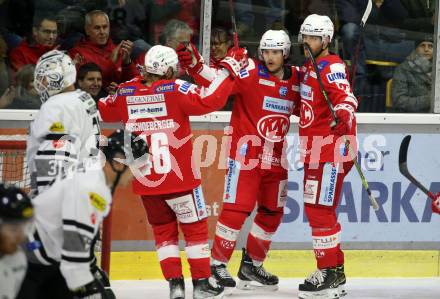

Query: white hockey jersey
[25,159,112,290]
[0,249,27,299]
[26,90,100,195]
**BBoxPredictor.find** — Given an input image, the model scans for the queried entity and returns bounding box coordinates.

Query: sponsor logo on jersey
[178,81,194,94]
[52,140,66,149]
[258,64,269,78]
[277,179,288,208]
[259,78,275,87]
[326,72,346,83]
[300,83,313,101]
[292,84,300,92]
[257,114,290,142]
[126,94,165,105]
[125,119,175,131]
[313,233,339,249]
[239,68,249,78]
[89,192,106,212]
[299,101,314,128]
[49,122,65,132]
[317,60,329,70]
[128,102,168,119]
[310,71,317,78]
[319,162,338,206]
[117,86,136,96]
[279,86,288,97]
[262,96,293,114]
[224,159,240,203]
[154,83,174,93]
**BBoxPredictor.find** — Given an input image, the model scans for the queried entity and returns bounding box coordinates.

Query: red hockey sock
[152,221,182,279]
[180,220,210,279]
[312,223,341,269]
[211,210,248,263]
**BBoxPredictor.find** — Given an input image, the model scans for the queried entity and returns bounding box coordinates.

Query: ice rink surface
[112,278,440,299]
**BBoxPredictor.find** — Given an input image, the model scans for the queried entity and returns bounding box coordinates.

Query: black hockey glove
[72,279,111,299]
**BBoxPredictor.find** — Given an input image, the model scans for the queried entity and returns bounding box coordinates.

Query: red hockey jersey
[98,72,233,195]
[299,54,358,163]
[192,59,300,171]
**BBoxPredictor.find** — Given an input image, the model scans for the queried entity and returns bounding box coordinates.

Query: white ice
[112,278,440,299]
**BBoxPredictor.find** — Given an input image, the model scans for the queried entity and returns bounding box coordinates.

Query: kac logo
[279,86,288,97]
[257,115,290,142]
[299,101,314,128]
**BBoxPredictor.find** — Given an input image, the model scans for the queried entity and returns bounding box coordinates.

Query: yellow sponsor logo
[89,192,106,212]
[49,122,65,132]
[22,207,34,218]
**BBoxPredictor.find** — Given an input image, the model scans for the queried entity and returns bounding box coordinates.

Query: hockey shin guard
[312,223,341,269]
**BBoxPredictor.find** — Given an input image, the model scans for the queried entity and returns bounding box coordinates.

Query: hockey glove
[331,104,354,136]
[219,48,249,77]
[72,279,110,299]
[91,264,116,299]
[176,42,203,73]
[432,193,440,215]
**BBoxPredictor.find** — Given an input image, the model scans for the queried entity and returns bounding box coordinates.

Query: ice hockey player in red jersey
[177,30,300,293]
[99,45,247,299]
[297,14,358,299]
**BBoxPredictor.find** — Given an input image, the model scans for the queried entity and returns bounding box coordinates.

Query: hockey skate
[193,277,224,299]
[211,264,236,295]
[336,265,347,297]
[236,248,279,291]
[298,268,339,299]
[168,277,185,299]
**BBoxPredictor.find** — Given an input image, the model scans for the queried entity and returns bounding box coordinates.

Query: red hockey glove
[219,47,248,77]
[176,42,203,73]
[432,193,440,215]
[332,104,354,136]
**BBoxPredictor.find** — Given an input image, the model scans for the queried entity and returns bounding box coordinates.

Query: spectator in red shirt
[69,10,136,93]
[9,16,58,72]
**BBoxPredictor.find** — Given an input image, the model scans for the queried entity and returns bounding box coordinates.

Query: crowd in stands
[0,0,436,113]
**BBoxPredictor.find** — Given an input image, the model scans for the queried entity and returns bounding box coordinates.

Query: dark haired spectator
[77,62,104,102]
[9,16,58,72]
[210,27,232,67]
[69,10,136,92]
[391,37,433,113]
[0,65,41,109]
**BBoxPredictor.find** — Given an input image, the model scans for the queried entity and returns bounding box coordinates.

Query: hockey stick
[228,0,239,49]
[398,135,436,200]
[303,43,379,211]
[350,0,372,88]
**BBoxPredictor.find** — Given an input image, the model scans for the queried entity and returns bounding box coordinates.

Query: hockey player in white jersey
[27,49,100,196]
[0,184,34,299]
[17,130,148,299]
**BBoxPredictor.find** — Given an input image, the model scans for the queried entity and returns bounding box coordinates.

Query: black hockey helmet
[101,129,148,164]
[0,184,33,224]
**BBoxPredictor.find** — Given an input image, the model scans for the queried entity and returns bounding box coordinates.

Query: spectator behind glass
[0,34,10,97]
[69,10,136,93]
[210,27,232,66]
[391,37,433,113]
[0,65,41,109]
[336,0,408,112]
[9,16,58,72]
[161,19,193,50]
[77,62,104,102]
[146,0,200,45]
[400,0,435,33]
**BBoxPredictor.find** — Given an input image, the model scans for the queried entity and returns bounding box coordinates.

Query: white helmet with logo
[144,45,179,76]
[299,14,334,44]
[34,50,77,102]
[259,30,291,59]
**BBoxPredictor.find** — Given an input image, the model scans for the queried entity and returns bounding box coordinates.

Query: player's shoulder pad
[326,61,349,84]
[175,79,197,95]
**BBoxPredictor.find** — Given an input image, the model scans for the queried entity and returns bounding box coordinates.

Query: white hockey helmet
[259,30,291,59]
[299,14,334,44]
[144,45,179,76]
[34,50,76,102]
